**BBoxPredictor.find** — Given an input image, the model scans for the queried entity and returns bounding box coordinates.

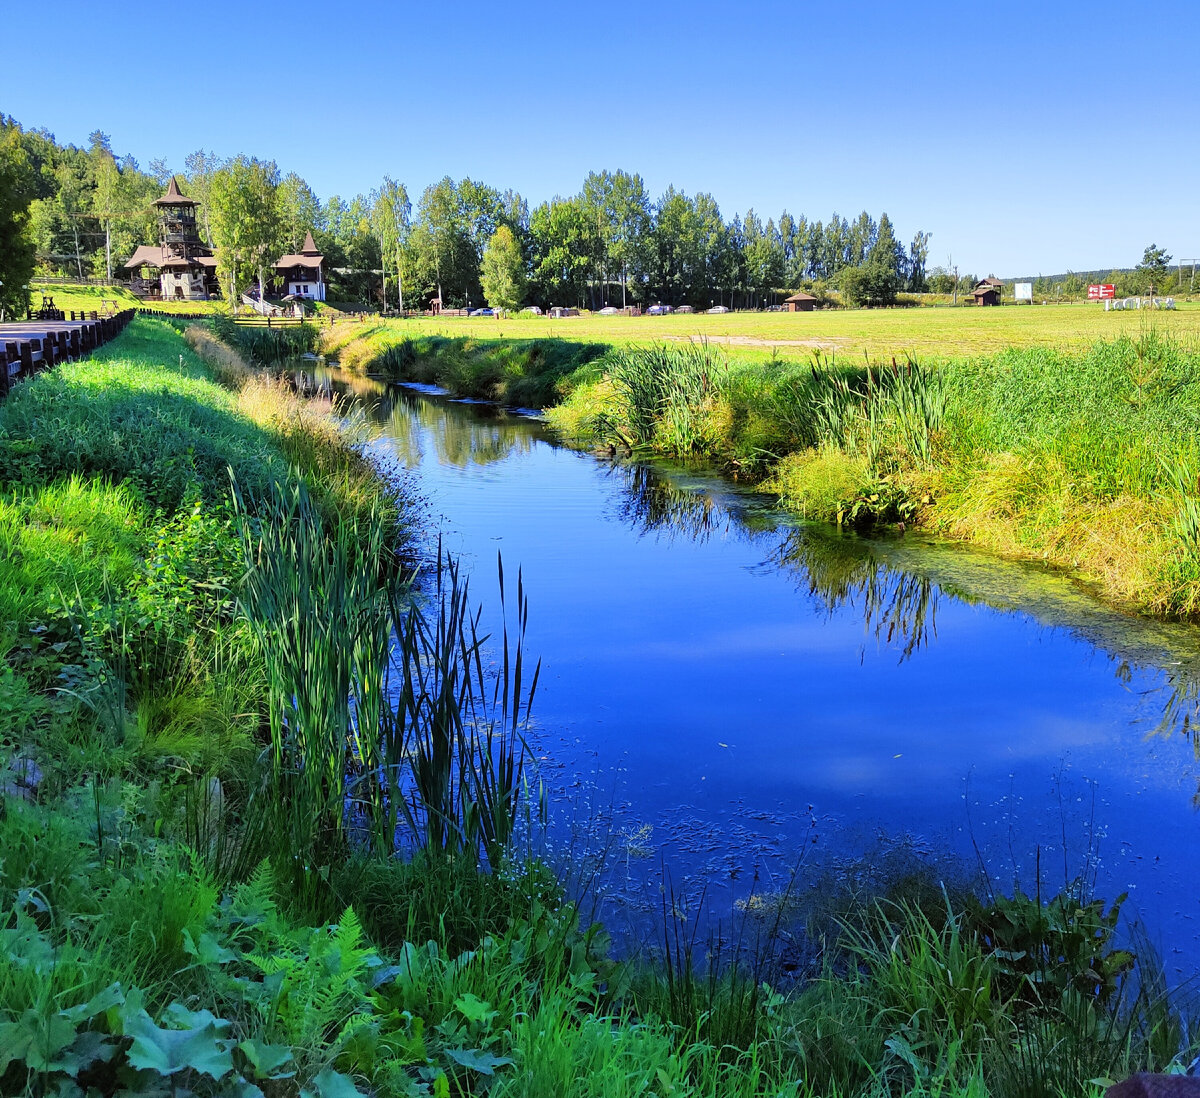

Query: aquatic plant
[234,476,538,879]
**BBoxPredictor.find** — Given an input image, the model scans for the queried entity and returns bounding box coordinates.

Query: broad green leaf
[183,929,237,966]
[114,987,148,1035]
[452,993,494,1026]
[61,1029,119,1075]
[0,1019,31,1073]
[443,1047,513,1076]
[61,982,125,1025]
[162,1003,231,1035]
[298,1067,364,1098]
[218,1080,265,1098]
[4,1009,78,1072]
[238,1038,296,1080]
[46,1080,84,1098]
[124,1010,234,1079]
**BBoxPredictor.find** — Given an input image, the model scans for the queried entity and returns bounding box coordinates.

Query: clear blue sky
[3,0,1197,277]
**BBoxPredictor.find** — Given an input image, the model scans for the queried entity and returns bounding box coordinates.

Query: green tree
[208,155,280,306]
[52,158,91,279]
[0,119,38,319]
[183,149,222,247]
[410,177,472,306]
[908,230,932,292]
[1137,244,1171,292]
[480,224,525,312]
[321,193,381,302]
[370,176,411,312]
[90,131,122,279]
[278,172,321,252]
[529,196,595,308]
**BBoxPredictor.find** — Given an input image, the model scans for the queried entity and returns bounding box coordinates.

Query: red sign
[1088,284,1116,300]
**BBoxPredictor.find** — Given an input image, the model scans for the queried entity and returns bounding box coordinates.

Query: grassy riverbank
[551,334,1200,617]
[326,317,1200,618]
[3,320,1195,1097]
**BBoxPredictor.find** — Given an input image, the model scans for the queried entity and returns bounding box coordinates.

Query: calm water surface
[306,366,1200,975]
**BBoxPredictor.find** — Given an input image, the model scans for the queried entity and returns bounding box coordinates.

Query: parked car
[522,305,543,315]
[468,308,494,317]
[706,305,729,314]
[598,306,619,316]
[646,304,673,315]
[675,305,694,314]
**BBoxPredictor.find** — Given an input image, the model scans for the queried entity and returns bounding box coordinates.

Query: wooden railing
[1,309,136,398]
[33,275,117,286]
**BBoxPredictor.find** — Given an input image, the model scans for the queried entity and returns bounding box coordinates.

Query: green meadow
[331,300,1200,362]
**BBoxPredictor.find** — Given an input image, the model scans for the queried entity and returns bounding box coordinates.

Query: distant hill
[1002,268,1135,284]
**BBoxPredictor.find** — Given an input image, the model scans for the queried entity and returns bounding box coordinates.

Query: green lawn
[372,301,1200,363]
[29,280,222,316]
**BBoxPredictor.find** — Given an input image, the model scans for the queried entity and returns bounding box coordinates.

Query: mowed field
[391,301,1200,362]
[28,281,221,316]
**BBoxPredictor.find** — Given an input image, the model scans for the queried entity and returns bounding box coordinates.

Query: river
[301,364,1200,978]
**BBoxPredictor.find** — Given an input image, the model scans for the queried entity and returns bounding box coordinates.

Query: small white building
[275,232,326,301]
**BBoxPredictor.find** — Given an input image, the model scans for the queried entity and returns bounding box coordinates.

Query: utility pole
[950,256,959,306]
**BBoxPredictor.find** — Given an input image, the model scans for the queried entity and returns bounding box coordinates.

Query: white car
[598,306,619,316]
[706,305,729,314]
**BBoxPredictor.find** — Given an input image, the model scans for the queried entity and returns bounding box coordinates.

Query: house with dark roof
[783,291,817,312]
[121,177,218,300]
[971,276,1003,306]
[275,232,326,301]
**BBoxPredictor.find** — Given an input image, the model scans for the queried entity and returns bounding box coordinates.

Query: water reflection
[300,360,1200,752]
[604,461,939,661]
[774,528,938,661]
[607,463,729,544]
[284,363,1200,975]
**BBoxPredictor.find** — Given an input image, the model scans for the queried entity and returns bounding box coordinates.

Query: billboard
[1014,282,1033,301]
[1088,284,1116,300]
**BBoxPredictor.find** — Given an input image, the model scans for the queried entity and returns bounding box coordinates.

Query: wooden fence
[1,310,136,398]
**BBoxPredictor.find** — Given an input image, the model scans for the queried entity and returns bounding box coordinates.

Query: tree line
[0,115,934,315]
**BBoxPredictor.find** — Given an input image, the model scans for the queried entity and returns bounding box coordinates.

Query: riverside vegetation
[2,318,1198,1098]
[325,318,1200,619]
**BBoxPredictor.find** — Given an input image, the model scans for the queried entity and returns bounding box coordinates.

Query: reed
[591,342,727,454]
[233,476,538,881]
[211,315,318,364]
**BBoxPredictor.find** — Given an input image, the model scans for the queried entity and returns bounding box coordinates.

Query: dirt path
[663,333,853,350]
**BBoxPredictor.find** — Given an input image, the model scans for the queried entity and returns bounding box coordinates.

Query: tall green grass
[545,328,1200,615]
[325,325,609,407]
[234,474,539,892]
[4,318,1198,1098]
[212,314,319,363]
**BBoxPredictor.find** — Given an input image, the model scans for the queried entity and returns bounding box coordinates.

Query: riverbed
[302,364,1200,977]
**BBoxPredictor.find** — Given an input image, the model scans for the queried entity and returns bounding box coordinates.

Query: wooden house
[275,232,326,301]
[971,276,1002,306]
[121,177,218,300]
[783,291,817,312]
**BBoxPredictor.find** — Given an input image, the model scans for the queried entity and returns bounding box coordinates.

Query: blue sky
[3,0,1197,277]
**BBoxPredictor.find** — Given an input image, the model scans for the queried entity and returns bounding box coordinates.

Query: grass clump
[211,313,319,364]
